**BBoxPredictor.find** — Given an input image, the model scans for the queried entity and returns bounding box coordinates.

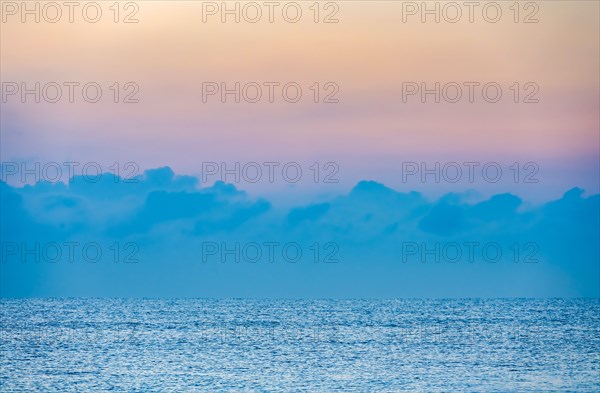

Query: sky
[0,1,599,297]
[1,0,599,200]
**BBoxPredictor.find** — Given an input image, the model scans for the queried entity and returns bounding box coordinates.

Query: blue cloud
[1,168,598,298]
[287,203,330,226]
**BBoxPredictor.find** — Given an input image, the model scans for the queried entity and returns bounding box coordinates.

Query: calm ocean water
[0,299,598,392]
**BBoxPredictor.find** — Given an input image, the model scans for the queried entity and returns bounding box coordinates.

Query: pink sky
[1,1,598,200]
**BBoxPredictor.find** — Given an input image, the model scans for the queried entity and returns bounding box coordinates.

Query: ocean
[1,298,599,392]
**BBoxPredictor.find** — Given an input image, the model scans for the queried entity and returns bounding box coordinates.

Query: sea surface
[1,299,599,392]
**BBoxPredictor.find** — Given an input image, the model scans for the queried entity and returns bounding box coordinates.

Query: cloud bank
[1,167,598,298]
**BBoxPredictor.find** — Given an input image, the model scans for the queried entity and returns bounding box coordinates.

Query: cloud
[1,168,598,298]
[287,203,330,226]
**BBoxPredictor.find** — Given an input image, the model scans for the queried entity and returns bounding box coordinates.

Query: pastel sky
[1,1,599,299]
[1,0,599,201]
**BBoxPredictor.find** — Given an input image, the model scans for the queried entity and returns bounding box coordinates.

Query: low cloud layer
[1,167,598,298]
